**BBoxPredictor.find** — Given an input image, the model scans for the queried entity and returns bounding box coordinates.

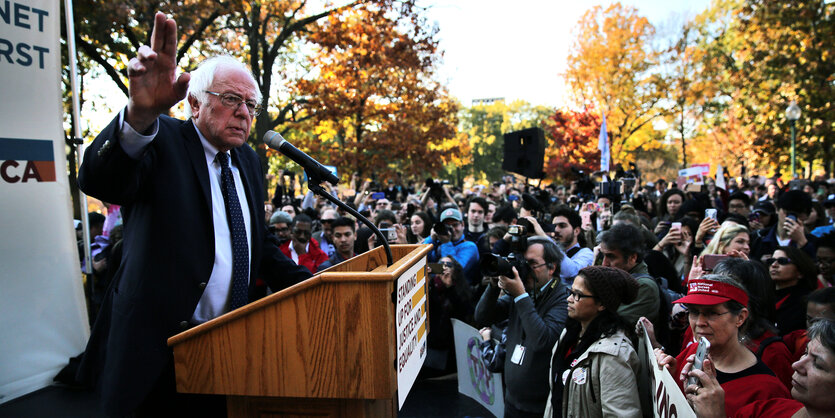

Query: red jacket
[279,238,328,274]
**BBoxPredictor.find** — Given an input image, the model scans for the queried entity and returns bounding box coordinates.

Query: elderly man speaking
[76,12,312,417]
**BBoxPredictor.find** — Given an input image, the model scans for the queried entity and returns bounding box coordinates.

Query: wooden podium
[168,244,432,417]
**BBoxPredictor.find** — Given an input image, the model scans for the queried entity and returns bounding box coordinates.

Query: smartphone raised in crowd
[687,336,711,387]
[705,208,718,221]
[702,254,729,271]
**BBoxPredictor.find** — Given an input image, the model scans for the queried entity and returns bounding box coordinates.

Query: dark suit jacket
[76,115,311,415]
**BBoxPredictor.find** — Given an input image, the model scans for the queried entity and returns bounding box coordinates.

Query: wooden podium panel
[168,244,431,417]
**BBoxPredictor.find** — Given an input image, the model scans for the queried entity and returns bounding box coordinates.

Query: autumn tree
[564,3,668,166]
[693,0,835,177]
[657,14,708,169]
[542,108,601,181]
[291,1,460,180]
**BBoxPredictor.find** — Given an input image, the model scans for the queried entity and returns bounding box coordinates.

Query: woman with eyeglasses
[655,275,790,416]
[544,266,642,418]
[713,259,793,390]
[769,246,818,335]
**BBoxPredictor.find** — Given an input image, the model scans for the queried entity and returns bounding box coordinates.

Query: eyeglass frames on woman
[205,91,262,117]
[687,308,732,321]
[567,289,596,301]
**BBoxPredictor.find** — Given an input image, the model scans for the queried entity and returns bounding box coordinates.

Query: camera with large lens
[480,252,529,280]
[480,222,530,279]
[433,222,451,237]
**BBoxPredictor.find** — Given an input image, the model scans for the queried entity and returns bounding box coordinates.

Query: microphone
[263,130,339,185]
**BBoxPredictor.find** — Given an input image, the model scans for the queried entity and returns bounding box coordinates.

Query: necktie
[216,152,249,310]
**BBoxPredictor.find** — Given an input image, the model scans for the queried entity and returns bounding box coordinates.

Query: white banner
[452,319,504,417]
[637,322,696,418]
[0,0,90,404]
[396,257,428,408]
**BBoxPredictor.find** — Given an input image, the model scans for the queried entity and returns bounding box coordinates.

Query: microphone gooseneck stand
[306,174,394,267]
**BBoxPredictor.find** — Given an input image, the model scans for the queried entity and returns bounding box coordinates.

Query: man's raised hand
[125,12,191,133]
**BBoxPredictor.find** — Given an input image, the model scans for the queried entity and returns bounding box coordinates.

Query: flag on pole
[716,164,726,190]
[598,113,610,172]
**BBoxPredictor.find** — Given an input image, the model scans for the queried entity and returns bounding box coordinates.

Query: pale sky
[423,0,711,108]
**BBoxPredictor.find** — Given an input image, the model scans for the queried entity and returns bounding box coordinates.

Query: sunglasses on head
[766,257,792,266]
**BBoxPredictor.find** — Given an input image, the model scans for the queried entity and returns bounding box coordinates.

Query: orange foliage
[293,2,460,180]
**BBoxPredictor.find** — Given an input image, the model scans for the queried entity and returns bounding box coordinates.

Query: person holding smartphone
[687,319,835,418]
[655,275,790,416]
[751,190,817,263]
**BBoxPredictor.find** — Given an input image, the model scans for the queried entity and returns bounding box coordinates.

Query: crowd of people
[82,157,835,417]
[253,172,832,417]
[94,169,811,416]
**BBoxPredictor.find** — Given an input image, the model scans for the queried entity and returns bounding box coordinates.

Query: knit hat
[578,266,639,312]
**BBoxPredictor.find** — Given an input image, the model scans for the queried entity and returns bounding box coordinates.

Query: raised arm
[125,12,191,133]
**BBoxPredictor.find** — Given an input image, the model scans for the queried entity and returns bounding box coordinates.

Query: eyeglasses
[440,261,454,268]
[205,91,262,117]
[567,289,596,300]
[293,228,311,236]
[320,219,335,224]
[766,257,792,266]
[525,259,548,270]
[687,308,731,321]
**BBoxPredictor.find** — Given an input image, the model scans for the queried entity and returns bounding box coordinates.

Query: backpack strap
[566,246,582,258]
[757,335,784,358]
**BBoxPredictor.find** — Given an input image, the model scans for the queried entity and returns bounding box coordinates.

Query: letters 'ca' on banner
[0,0,90,404]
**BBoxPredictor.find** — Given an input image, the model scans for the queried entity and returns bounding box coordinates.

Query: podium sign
[395,257,428,408]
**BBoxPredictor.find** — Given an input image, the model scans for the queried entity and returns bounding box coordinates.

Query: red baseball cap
[673,279,749,307]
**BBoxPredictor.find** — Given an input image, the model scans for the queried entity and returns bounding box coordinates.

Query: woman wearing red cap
[656,275,790,416]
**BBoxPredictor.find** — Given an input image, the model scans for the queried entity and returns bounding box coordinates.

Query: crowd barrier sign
[637,322,697,418]
[452,319,504,417]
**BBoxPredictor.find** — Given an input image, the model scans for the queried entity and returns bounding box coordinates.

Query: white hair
[185,55,261,118]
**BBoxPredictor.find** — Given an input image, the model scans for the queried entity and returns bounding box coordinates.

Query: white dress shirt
[117,110,252,323]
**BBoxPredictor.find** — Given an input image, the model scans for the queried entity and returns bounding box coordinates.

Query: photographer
[423,208,480,285]
[474,237,569,417]
[494,216,587,283]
